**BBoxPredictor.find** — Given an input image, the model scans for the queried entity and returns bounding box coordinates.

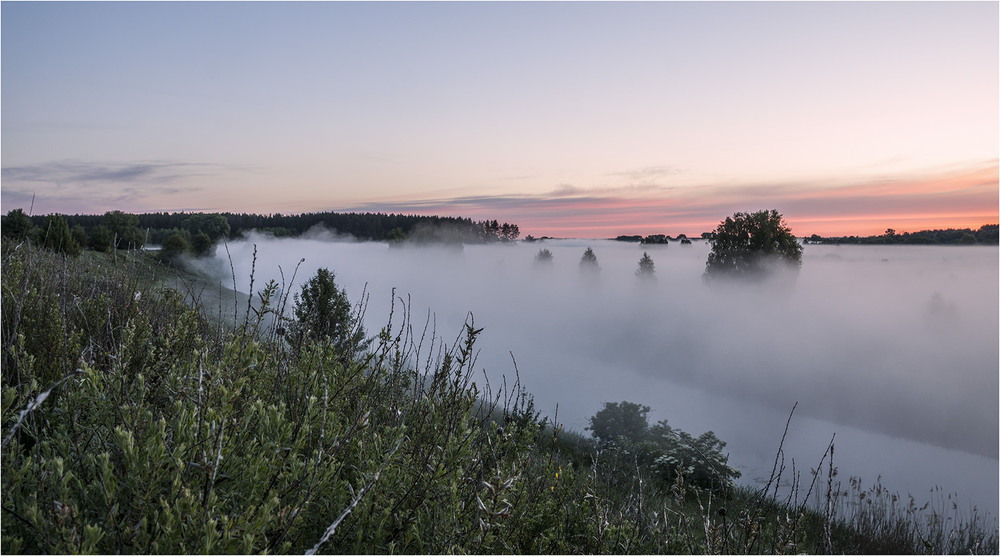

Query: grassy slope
[2,239,995,554]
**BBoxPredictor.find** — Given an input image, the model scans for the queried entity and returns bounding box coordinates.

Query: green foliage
[161,233,191,259]
[87,225,113,252]
[648,422,741,491]
[588,401,651,446]
[190,231,214,257]
[809,224,999,245]
[386,226,406,243]
[291,268,369,361]
[70,225,89,250]
[103,210,145,250]
[42,214,82,256]
[704,210,802,281]
[0,242,552,553]
[587,401,739,493]
[182,213,231,241]
[2,209,34,241]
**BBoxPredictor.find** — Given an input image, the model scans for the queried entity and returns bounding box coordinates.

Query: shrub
[587,401,739,492]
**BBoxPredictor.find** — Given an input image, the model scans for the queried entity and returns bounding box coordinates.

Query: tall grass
[2,238,996,554]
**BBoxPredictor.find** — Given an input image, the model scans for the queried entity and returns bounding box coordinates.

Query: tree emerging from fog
[704,209,802,281]
[534,248,554,267]
[636,252,656,282]
[579,247,600,274]
[291,267,369,360]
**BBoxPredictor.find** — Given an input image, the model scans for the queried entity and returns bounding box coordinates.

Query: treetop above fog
[704,209,803,281]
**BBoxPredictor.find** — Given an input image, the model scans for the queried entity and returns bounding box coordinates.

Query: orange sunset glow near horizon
[340,160,999,238]
[2,2,997,239]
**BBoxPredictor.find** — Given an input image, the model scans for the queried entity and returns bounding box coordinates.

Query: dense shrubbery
[2,238,996,554]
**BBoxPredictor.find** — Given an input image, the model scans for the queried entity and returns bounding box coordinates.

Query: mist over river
[205,233,998,516]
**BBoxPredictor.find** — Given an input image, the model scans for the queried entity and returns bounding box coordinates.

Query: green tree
[976,224,998,243]
[42,214,81,256]
[182,213,230,241]
[386,227,406,244]
[704,210,802,281]
[161,233,191,259]
[2,209,34,241]
[190,232,214,257]
[88,225,113,252]
[636,252,656,281]
[587,401,651,447]
[103,210,145,249]
[70,225,89,250]
[499,222,520,242]
[291,268,369,361]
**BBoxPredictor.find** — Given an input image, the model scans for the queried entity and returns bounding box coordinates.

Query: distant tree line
[613,233,691,244]
[1,209,150,256]
[807,224,998,245]
[0,209,521,258]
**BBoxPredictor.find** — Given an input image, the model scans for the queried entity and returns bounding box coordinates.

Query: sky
[2,1,997,238]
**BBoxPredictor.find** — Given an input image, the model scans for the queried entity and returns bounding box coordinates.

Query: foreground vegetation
[2,238,996,554]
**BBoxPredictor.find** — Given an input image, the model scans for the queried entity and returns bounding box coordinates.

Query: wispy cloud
[606,164,684,182]
[2,159,219,186]
[0,159,240,214]
[347,161,999,237]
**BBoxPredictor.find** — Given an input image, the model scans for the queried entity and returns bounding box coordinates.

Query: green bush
[587,401,740,492]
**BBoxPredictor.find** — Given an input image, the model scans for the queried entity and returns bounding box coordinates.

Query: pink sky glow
[346,162,999,238]
[2,3,996,239]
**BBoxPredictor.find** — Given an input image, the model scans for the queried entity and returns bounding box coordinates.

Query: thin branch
[2,370,81,449]
[305,434,405,555]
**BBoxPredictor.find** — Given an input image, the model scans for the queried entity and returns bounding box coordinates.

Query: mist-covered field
[206,233,998,515]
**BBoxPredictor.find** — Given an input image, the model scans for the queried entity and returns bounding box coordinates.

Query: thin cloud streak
[348,162,998,237]
[0,159,242,215]
[2,159,219,184]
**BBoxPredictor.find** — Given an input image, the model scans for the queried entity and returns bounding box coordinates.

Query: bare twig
[305,435,405,555]
[2,370,81,449]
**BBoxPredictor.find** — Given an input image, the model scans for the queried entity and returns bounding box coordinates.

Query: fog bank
[206,235,998,514]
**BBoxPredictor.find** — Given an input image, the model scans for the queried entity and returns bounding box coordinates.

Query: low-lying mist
[203,232,999,514]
